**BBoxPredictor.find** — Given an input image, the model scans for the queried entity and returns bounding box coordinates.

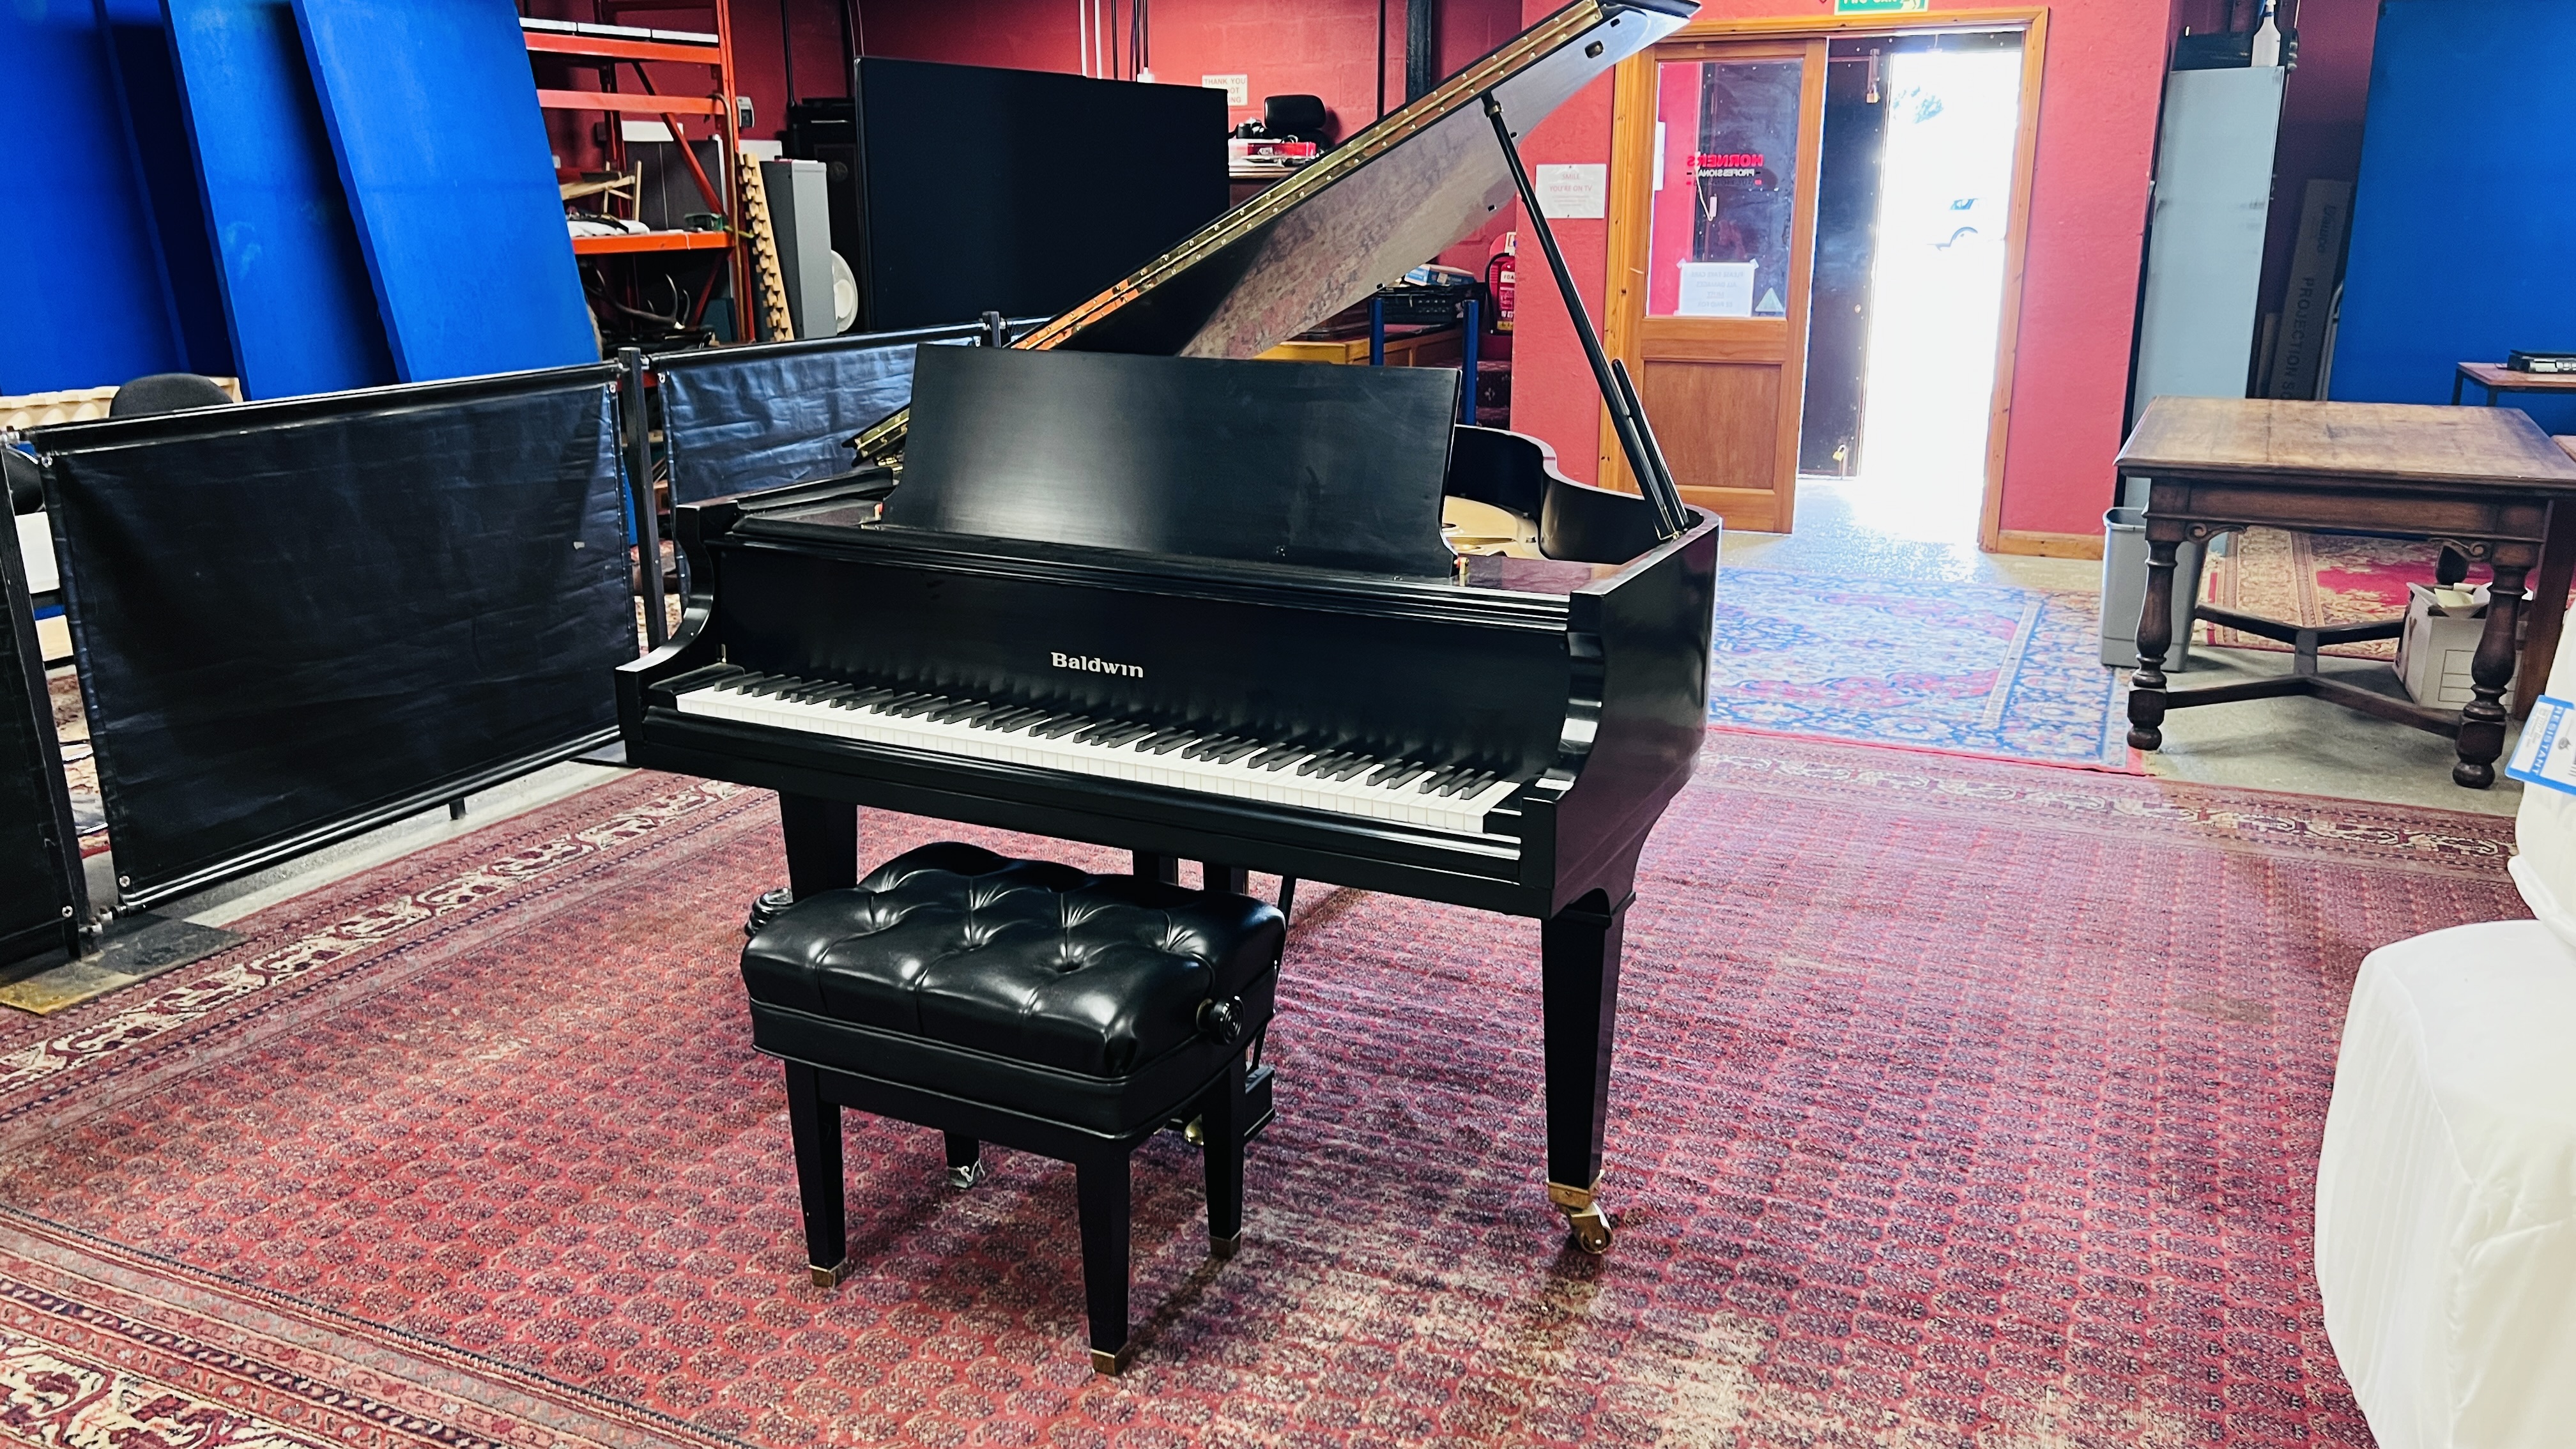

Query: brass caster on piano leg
[808,1259,850,1289]
[946,1158,985,1190]
[1090,1346,1130,1376]
[1209,1231,1241,1259]
[1549,1178,1615,1255]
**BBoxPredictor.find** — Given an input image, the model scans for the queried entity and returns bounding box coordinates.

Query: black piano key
[1443,770,1496,799]
[1292,751,1339,777]
[925,699,989,723]
[887,695,947,718]
[1365,760,1410,785]
[1140,730,1196,755]
[1250,744,1305,771]
[1028,714,1091,739]
[1324,756,1376,782]
[1377,763,1431,790]
[1094,722,1157,748]
[1177,735,1234,760]
[982,707,1045,732]
[1413,765,1462,795]
[1070,719,1128,744]
[1206,739,1266,764]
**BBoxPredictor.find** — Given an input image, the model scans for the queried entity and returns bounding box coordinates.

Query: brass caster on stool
[1090,1346,1130,1376]
[1549,1179,1615,1255]
[808,1259,850,1288]
[946,1158,985,1190]
[745,887,797,939]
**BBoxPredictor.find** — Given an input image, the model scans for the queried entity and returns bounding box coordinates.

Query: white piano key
[673,672,1522,834]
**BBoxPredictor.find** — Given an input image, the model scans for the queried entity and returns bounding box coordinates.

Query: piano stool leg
[944,1132,985,1190]
[1131,851,1180,885]
[783,1063,850,1285]
[1197,862,1250,895]
[1276,877,1297,923]
[1540,889,1630,1255]
[1075,1152,1133,1374]
[1199,1052,1247,1254]
[779,795,859,898]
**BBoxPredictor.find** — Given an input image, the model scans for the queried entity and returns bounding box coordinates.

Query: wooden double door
[1601,36,1826,535]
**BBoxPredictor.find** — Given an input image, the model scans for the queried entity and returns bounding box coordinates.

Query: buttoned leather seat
[740,841,1285,1374]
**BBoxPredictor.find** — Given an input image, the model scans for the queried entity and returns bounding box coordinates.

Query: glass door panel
[1647,57,1805,319]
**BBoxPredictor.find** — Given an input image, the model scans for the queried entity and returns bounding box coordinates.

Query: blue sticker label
[2507,694,2576,797]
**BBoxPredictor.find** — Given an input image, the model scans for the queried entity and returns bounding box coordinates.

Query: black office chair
[109,373,234,418]
[1261,94,1331,147]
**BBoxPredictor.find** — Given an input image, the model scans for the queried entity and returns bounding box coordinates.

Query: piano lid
[855,0,1696,457]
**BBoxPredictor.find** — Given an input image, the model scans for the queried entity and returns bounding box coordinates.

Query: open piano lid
[854,0,1697,460]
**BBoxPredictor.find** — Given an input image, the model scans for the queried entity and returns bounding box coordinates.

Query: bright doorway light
[1839,47,2021,546]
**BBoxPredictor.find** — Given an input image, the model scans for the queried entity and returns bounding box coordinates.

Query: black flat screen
[848,57,1227,332]
[37,373,634,903]
[0,518,80,966]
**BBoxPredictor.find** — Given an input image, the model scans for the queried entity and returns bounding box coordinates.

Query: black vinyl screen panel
[655,322,990,505]
[35,367,633,907]
[0,522,83,967]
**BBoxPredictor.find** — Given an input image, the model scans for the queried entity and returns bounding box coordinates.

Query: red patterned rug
[0,739,2528,1446]
[2198,528,2517,662]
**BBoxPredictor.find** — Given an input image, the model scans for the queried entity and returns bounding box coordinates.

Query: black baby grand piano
[620,0,1710,1254]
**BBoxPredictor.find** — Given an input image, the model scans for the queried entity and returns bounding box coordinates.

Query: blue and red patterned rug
[0,739,2528,1446]
[1709,568,2131,770]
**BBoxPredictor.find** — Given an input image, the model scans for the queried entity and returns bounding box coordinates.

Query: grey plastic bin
[2100,506,2205,670]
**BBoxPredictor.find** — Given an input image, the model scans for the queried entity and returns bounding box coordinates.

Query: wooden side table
[2453,361,2576,407]
[2117,398,2576,788]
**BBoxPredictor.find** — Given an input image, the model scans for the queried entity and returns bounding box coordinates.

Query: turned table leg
[2455,561,2530,788]
[2126,532,2184,751]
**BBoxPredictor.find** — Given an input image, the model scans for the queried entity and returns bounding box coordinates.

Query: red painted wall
[1510,0,2174,544]
[845,0,1411,140]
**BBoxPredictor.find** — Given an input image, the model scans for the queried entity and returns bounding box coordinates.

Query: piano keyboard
[673,670,1528,834]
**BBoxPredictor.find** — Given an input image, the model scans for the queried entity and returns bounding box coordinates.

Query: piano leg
[1131,851,1181,885]
[1541,888,1630,1255]
[1197,862,1250,894]
[780,794,859,897]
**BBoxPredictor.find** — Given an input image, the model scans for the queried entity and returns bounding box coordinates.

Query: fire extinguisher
[1485,231,1516,333]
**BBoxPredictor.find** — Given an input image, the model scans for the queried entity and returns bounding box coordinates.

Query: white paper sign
[1535,163,1607,219]
[1202,73,1248,105]
[2509,694,2576,797]
[1675,261,1757,318]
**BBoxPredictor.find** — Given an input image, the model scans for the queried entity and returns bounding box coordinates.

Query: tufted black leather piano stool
[738,841,1285,1374]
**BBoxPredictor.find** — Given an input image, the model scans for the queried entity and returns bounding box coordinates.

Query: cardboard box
[2396,583,2515,708]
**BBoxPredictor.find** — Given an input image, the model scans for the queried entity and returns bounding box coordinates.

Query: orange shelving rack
[523,0,749,344]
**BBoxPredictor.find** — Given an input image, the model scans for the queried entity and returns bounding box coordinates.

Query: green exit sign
[1835,0,1929,11]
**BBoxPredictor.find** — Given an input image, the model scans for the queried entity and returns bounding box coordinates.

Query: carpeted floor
[1709,569,2129,769]
[2200,528,2485,663]
[0,740,2529,1446]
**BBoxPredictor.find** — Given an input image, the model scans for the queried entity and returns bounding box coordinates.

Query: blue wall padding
[2333,0,2576,433]
[0,2,193,392]
[98,0,237,380]
[291,0,596,381]
[165,0,395,399]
